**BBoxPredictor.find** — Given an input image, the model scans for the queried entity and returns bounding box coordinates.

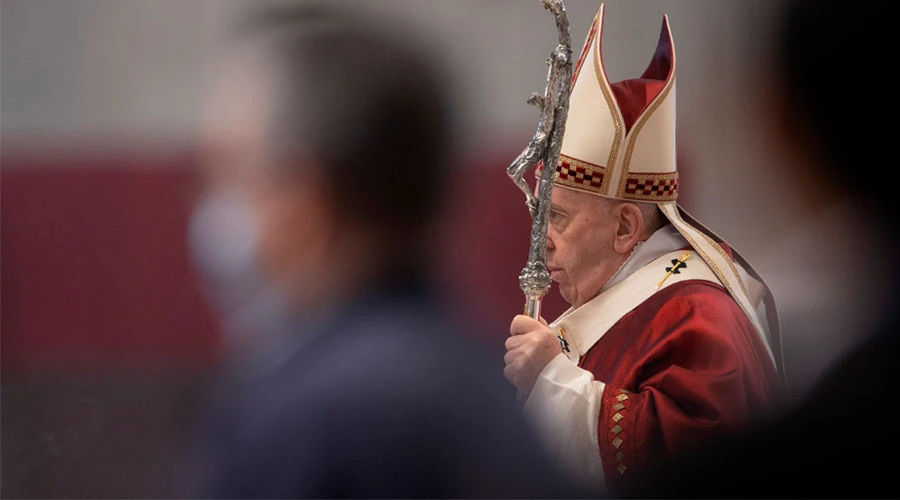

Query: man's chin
[556,287,575,307]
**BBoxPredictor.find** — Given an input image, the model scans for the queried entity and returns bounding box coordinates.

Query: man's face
[544,186,624,309]
[195,49,324,287]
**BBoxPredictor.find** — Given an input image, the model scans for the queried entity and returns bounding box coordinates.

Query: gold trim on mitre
[614,15,677,200]
[538,4,677,203]
[539,4,624,197]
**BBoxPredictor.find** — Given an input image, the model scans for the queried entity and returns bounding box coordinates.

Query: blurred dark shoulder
[195,276,575,499]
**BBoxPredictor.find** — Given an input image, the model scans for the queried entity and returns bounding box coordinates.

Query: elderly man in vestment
[503,4,787,496]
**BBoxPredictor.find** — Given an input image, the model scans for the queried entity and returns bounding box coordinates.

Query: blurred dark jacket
[191,274,576,499]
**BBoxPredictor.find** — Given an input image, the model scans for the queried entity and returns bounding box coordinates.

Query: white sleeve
[522,353,607,492]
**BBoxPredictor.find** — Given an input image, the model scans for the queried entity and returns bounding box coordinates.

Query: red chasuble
[523,244,786,497]
[584,280,784,495]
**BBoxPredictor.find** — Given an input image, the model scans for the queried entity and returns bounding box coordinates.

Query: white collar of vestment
[602,224,687,292]
[549,226,721,362]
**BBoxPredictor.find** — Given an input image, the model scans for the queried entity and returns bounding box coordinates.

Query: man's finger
[503,364,516,383]
[505,333,529,351]
[510,314,544,336]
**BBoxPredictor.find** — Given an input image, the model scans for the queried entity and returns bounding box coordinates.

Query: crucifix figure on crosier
[506,0,573,321]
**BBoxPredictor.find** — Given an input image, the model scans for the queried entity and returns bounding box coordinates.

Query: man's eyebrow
[550,204,566,214]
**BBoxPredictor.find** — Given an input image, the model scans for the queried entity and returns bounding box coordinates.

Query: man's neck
[600,224,687,293]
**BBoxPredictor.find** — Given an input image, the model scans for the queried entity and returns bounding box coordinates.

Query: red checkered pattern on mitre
[537,3,677,203]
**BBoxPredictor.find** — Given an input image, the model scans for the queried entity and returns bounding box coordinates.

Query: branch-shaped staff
[507,0,572,320]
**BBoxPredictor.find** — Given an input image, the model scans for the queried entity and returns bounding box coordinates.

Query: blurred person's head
[190,3,454,321]
[751,0,898,391]
[766,0,892,233]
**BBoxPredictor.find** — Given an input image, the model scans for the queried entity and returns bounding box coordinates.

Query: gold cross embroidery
[656,252,691,290]
[557,326,570,353]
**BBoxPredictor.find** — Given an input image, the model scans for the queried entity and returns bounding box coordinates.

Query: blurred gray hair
[228,2,456,258]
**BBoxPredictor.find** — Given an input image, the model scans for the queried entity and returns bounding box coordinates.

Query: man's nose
[546,235,555,250]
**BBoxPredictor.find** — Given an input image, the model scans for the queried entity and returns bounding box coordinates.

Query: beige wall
[1,0,785,233]
[2,0,767,151]
[7,0,863,395]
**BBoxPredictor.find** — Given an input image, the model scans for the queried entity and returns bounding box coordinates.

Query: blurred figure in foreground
[184,3,569,498]
[626,0,898,497]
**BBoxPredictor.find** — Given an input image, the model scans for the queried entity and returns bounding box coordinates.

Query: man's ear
[613,203,645,254]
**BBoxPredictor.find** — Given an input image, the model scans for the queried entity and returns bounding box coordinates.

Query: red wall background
[1,146,570,498]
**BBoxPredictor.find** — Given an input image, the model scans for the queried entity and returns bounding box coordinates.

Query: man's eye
[549,211,563,220]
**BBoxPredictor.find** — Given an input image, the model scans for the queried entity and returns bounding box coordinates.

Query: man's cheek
[257,202,296,271]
